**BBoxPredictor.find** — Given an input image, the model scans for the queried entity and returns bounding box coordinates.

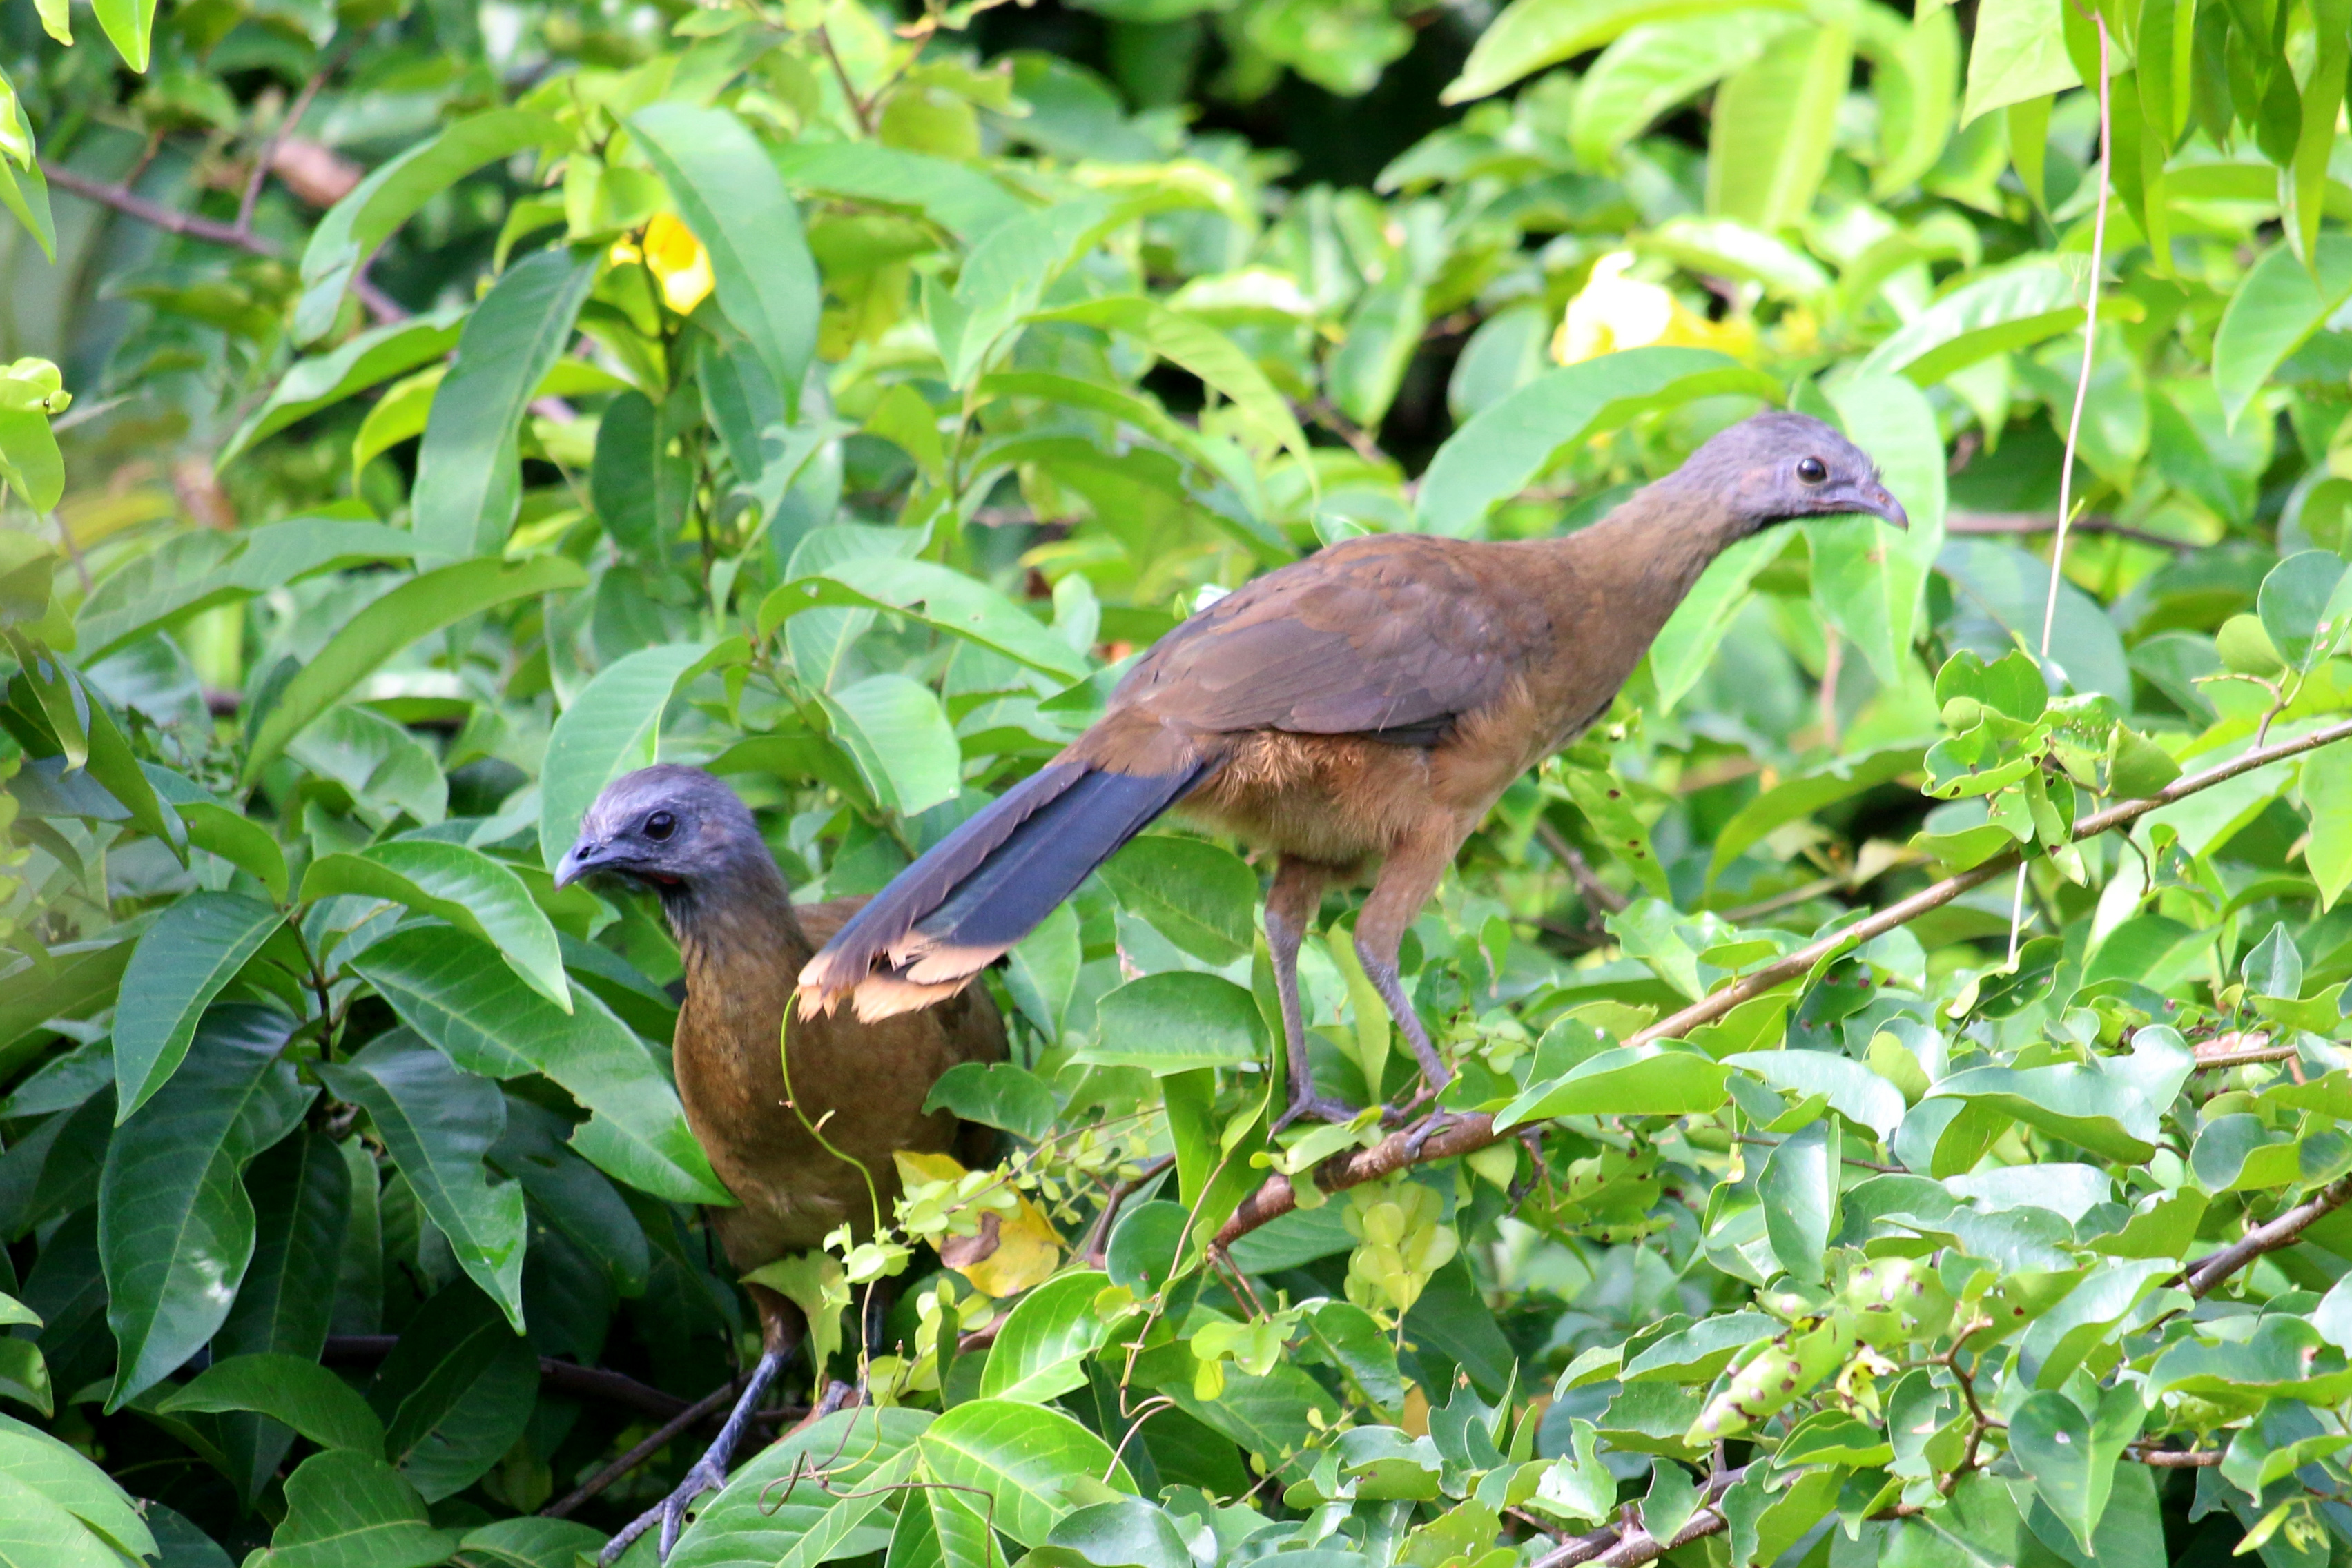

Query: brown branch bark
[1210,716,2352,1253]
[541,1376,747,1519]
[237,40,349,236]
[2183,1173,2352,1297]
[40,161,275,255]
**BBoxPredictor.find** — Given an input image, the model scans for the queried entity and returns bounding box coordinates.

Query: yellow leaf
[942,1190,1060,1297]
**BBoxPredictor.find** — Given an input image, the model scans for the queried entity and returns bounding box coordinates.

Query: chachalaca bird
[554,765,1006,1562]
[796,411,1905,1131]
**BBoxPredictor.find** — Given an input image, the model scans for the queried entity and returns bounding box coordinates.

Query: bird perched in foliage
[796,412,1903,1131]
[555,765,1006,1562]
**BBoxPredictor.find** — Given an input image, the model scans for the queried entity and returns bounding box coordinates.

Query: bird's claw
[600,1453,732,1565]
[1273,1092,1369,1133]
[1401,1109,1465,1161]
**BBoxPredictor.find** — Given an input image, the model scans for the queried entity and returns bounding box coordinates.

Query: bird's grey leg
[1266,858,1360,1130]
[855,1275,900,1399]
[1355,828,1462,1157]
[601,1291,806,1566]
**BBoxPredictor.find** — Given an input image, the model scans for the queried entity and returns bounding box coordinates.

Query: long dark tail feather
[799,759,1203,1016]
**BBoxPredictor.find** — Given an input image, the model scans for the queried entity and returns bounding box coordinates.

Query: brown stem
[1083,1153,1176,1266]
[41,161,275,255]
[817,27,876,136]
[1209,717,2352,1253]
[237,41,348,236]
[1945,513,2188,551]
[541,1375,749,1518]
[322,1336,701,1422]
[2181,1173,2352,1297]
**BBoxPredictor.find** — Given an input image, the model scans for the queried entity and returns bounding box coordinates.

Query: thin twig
[237,41,349,236]
[1208,716,2352,1252]
[321,1336,697,1422]
[542,1378,748,1519]
[1537,821,1630,916]
[1947,511,2188,550]
[1083,1153,1176,1266]
[816,28,876,136]
[2014,10,2112,965]
[40,161,274,255]
[2181,1174,2352,1297]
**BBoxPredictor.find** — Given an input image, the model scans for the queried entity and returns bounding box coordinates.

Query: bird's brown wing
[1111,535,1539,743]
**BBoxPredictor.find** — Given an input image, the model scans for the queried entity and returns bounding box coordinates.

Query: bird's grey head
[1669,411,1909,535]
[553,765,774,914]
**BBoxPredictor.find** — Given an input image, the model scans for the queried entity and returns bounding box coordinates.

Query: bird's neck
[663,859,813,992]
[1543,476,1753,609]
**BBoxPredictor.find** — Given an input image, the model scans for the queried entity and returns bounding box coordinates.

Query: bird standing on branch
[797,412,1905,1133]
[556,766,1006,1562]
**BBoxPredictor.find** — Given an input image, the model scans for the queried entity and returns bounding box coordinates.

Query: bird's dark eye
[644,810,677,841]
[1796,457,1828,484]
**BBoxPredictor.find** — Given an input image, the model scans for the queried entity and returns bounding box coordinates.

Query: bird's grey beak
[1852,482,1909,530]
[554,839,608,890]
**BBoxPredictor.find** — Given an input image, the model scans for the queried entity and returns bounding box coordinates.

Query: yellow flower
[611,213,715,315]
[1553,251,1753,365]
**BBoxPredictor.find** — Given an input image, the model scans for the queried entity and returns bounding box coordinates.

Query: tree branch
[1947,511,2191,551]
[1210,716,2352,1253]
[2182,1173,2352,1297]
[39,161,275,255]
[237,41,350,237]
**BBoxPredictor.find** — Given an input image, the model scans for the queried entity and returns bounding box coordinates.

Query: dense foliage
[5,0,2352,1561]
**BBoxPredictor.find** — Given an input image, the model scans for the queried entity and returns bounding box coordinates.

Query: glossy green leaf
[1757,1119,1838,1284]
[979,1268,1114,1402]
[1704,26,1849,230]
[1495,1044,1731,1128]
[1727,1050,1905,1140]
[0,1415,158,1565]
[242,554,586,783]
[75,517,415,661]
[1080,972,1267,1075]
[1936,538,2132,698]
[2213,237,2352,431]
[349,927,726,1204]
[161,1353,385,1454]
[922,1400,1135,1547]
[110,892,282,1120]
[315,1032,527,1329]
[301,841,567,1012]
[759,556,1092,682]
[1651,529,1784,712]
[221,310,466,464]
[100,1006,309,1409]
[1027,295,1312,470]
[825,672,964,818]
[1924,1063,2160,1162]
[670,1407,933,1567]
[1571,16,1794,168]
[1444,0,1797,104]
[409,247,599,567]
[1099,836,1259,966]
[1960,0,2081,124]
[295,110,565,344]
[246,1449,457,1568]
[633,104,821,415]
[1417,349,1779,536]
[365,1282,537,1502]
[455,1519,609,1568]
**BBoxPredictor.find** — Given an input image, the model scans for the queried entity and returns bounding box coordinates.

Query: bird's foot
[1401,1108,1468,1161]
[1273,1092,1370,1133]
[599,1451,733,1566]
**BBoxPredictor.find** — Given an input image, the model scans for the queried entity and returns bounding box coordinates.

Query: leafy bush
[4,0,2352,1561]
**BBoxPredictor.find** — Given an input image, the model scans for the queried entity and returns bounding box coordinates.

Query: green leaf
[295,110,565,344]
[246,1448,458,1568]
[1167,1360,1339,1482]
[456,1519,609,1568]
[301,842,568,1012]
[349,927,727,1204]
[315,1032,527,1329]
[1080,973,1267,1075]
[178,803,289,903]
[1651,529,1784,712]
[1727,1050,1905,1140]
[2302,741,2352,910]
[633,104,821,415]
[2257,550,2348,672]
[1495,1044,1732,1128]
[2007,1391,2110,1554]
[536,640,712,874]
[1098,836,1259,966]
[1709,747,1923,883]
[1570,17,1796,168]
[1961,0,2081,124]
[1757,1119,1838,1284]
[0,405,62,515]
[161,1353,385,1454]
[1864,4,1960,195]
[920,1399,1135,1546]
[669,1407,933,1567]
[75,516,416,661]
[888,1464,1000,1568]
[0,1342,50,1419]
[939,195,1123,386]
[1705,26,1851,230]
[242,554,587,783]
[1417,349,1780,536]
[759,556,1093,683]
[365,1282,538,1502]
[1817,372,1946,680]
[1924,1063,2160,1162]
[220,310,467,464]
[980,1268,1114,1402]
[2213,237,2352,431]
[1856,262,2083,386]
[87,0,155,70]
[924,1060,1060,1142]
[410,247,600,567]
[101,1006,309,1409]
[825,672,964,818]
[1443,0,1798,104]
[110,892,282,1120]
[1936,538,2131,698]
[1026,295,1313,471]
[0,1414,159,1565]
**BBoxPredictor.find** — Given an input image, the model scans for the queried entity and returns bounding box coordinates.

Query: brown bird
[796,411,1905,1132]
[554,765,1006,1562]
